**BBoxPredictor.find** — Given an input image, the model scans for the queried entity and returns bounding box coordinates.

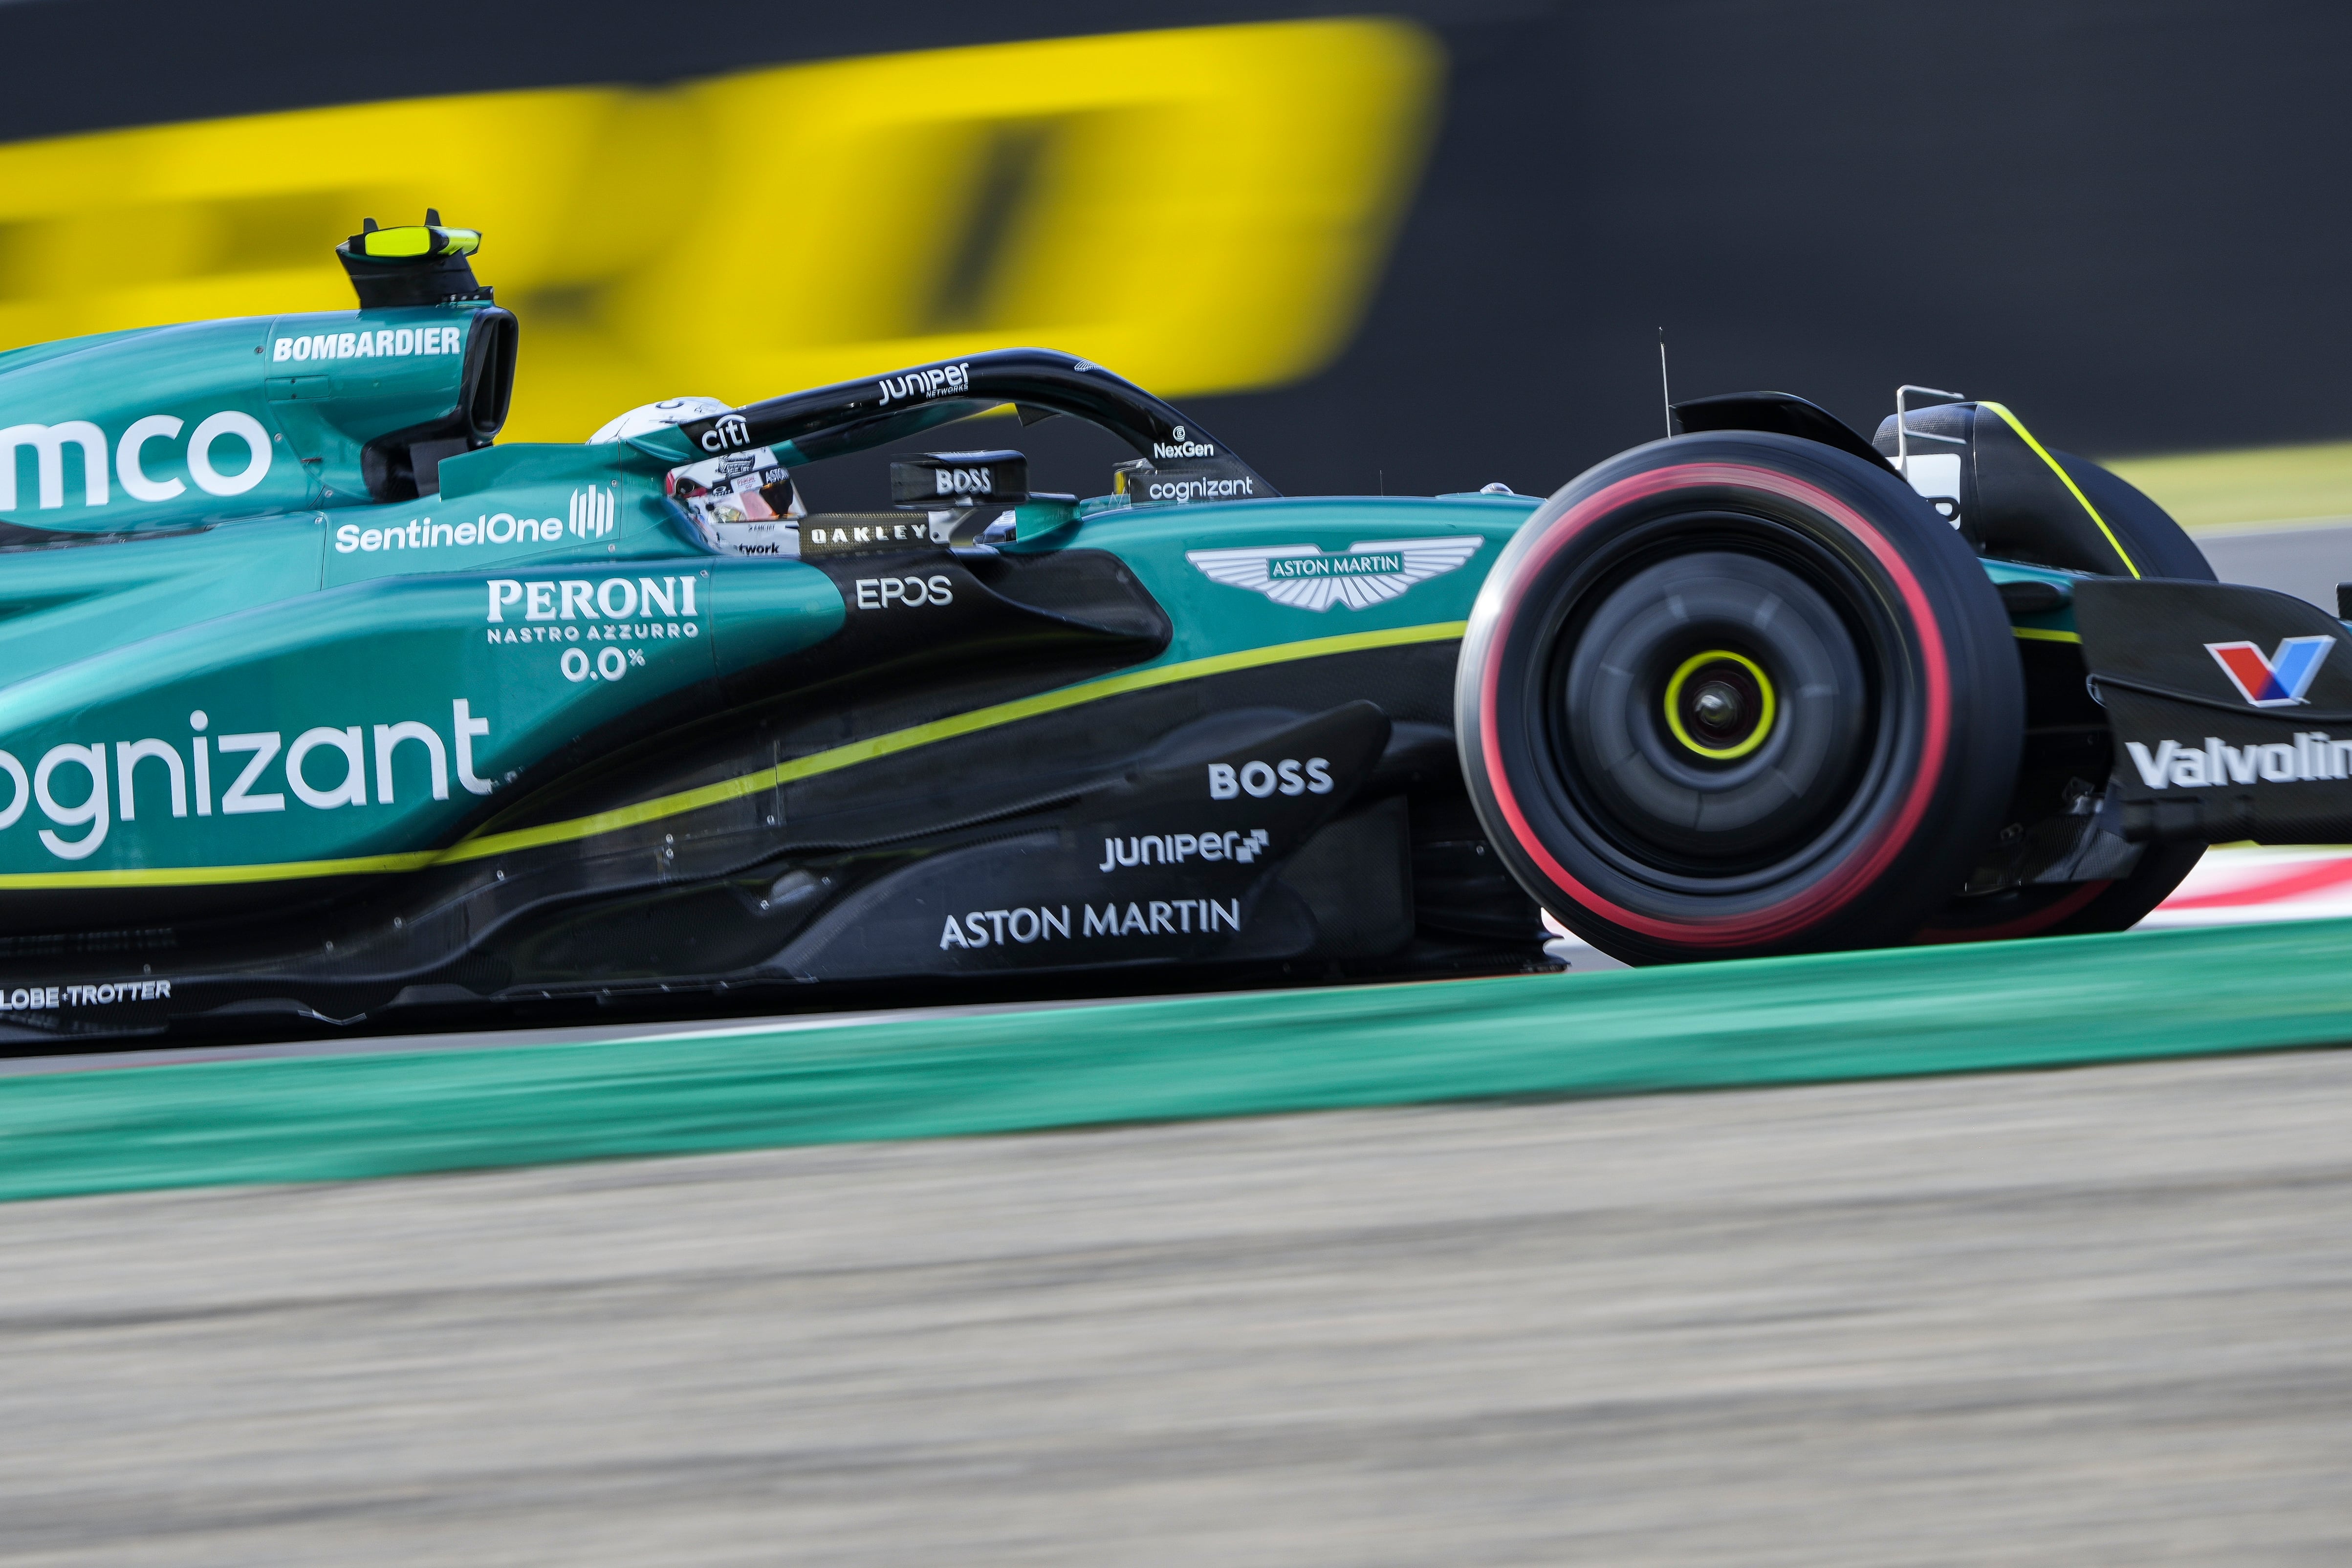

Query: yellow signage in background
[0,20,1441,441]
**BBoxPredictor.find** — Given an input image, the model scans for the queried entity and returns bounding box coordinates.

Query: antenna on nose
[1658,329,1674,439]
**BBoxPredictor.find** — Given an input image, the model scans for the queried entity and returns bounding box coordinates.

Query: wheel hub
[1663,650,1775,760]
[1554,546,1871,872]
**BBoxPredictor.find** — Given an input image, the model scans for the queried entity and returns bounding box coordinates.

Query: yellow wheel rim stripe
[1662,649,1776,761]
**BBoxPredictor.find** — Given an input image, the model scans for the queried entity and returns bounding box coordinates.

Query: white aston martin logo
[1184,537,1484,611]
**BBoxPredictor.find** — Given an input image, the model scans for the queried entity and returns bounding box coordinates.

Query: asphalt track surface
[2197,518,2352,609]
[4,1048,2350,1565]
[0,524,2343,1562]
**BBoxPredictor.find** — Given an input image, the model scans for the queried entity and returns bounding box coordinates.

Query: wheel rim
[1545,536,1878,880]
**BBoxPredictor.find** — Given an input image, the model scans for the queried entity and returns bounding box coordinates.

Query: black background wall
[3,0,2343,496]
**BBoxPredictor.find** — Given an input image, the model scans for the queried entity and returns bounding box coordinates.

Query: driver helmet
[587,396,731,445]
[589,397,806,558]
[666,447,805,558]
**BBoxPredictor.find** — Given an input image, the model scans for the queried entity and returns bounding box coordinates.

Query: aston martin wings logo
[1184,536,1483,611]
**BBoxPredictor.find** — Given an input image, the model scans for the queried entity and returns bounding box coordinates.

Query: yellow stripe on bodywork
[0,621,1467,890]
[2011,626,2083,644]
[1978,401,2141,579]
[0,849,444,891]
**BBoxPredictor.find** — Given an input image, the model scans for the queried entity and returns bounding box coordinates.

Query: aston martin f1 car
[0,217,2339,1039]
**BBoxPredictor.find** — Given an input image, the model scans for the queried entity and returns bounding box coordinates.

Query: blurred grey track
[3,1051,2350,1564]
[2198,520,2352,609]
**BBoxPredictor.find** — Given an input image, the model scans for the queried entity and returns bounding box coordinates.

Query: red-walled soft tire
[1455,432,2023,964]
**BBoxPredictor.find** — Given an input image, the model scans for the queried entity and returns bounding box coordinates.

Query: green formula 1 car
[0,217,2337,1040]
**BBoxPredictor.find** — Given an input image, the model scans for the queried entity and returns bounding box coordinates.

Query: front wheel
[1456,432,2024,964]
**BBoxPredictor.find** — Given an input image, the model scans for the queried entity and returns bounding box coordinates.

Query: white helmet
[666,446,805,559]
[588,396,732,444]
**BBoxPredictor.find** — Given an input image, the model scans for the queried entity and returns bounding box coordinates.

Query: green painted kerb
[2,916,2350,1202]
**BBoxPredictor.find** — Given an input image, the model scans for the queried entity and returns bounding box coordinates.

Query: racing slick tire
[1915,453,2212,943]
[1455,431,2024,964]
